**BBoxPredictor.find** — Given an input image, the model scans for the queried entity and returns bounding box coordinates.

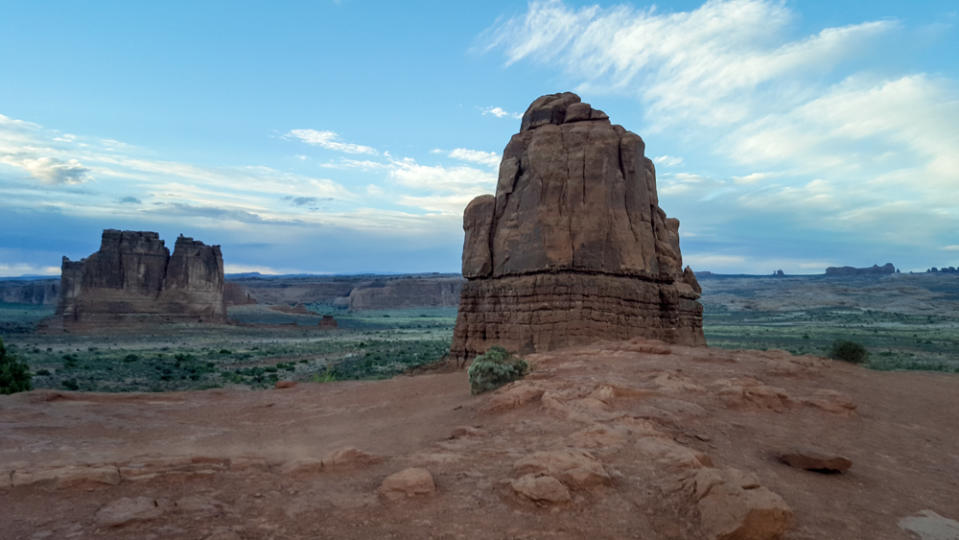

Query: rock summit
[451,92,704,360]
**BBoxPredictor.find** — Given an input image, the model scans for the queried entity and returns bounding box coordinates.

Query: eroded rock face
[56,230,226,326]
[451,92,704,360]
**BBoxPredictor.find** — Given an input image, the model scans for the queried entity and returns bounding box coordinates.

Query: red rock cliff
[451,93,704,360]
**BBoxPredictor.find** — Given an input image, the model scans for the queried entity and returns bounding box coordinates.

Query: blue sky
[1,0,957,276]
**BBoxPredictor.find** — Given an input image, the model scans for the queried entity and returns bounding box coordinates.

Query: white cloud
[319,158,389,171]
[481,106,522,119]
[0,263,60,277]
[731,172,774,185]
[0,155,92,184]
[653,155,682,167]
[388,157,496,192]
[286,129,378,155]
[944,245,959,252]
[448,148,501,168]
[483,0,895,127]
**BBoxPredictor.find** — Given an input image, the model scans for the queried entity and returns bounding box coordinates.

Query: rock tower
[57,230,226,326]
[450,92,704,360]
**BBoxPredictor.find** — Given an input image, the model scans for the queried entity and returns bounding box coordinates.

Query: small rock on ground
[777,450,852,474]
[95,496,165,527]
[378,467,436,500]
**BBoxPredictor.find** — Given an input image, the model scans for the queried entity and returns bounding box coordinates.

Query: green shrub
[829,340,868,364]
[467,346,528,395]
[1,338,33,394]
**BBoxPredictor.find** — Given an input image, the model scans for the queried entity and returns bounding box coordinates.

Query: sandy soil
[2,340,957,539]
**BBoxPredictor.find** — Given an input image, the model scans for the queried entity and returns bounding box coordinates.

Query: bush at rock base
[468,346,528,394]
[829,340,868,364]
[0,337,32,394]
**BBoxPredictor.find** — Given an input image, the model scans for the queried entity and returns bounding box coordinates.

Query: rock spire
[451,92,704,360]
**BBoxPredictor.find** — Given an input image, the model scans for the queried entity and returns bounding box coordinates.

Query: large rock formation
[451,92,704,360]
[56,230,226,326]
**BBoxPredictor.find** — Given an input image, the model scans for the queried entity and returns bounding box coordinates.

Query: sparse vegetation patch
[468,346,528,394]
[828,340,869,364]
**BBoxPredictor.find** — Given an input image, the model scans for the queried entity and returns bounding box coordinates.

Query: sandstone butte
[55,229,226,327]
[451,92,705,361]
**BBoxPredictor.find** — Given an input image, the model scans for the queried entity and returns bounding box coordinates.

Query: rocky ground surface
[2,340,957,539]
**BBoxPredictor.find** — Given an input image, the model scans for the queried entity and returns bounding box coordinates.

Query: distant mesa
[451,92,705,361]
[347,277,462,310]
[55,229,226,328]
[824,263,896,277]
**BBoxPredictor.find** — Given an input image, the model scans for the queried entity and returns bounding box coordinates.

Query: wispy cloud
[0,263,60,277]
[0,155,92,184]
[482,0,895,127]
[447,148,501,168]
[653,155,682,167]
[286,129,378,155]
[481,106,522,119]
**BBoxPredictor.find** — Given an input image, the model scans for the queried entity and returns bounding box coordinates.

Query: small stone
[95,496,165,527]
[274,380,296,389]
[323,447,380,468]
[378,467,436,500]
[449,426,486,439]
[511,474,571,503]
[778,450,852,474]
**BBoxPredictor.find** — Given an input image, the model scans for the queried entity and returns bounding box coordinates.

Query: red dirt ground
[2,339,957,539]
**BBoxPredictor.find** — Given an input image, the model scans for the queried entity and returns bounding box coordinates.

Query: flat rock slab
[899,510,959,540]
[95,496,165,527]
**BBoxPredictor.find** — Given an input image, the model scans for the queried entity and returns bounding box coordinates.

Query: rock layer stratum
[451,92,704,360]
[56,230,226,327]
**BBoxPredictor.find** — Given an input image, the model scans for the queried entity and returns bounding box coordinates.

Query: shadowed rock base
[451,273,704,359]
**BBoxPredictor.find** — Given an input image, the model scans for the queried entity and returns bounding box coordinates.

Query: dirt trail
[2,340,957,539]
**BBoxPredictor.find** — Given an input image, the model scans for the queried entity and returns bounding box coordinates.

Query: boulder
[693,468,793,540]
[511,473,571,503]
[451,93,704,361]
[56,230,226,327]
[513,449,610,489]
[378,467,436,500]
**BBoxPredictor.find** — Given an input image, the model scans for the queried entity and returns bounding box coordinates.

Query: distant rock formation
[0,279,59,305]
[450,92,705,361]
[347,277,463,310]
[223,282,256,306]
[56,230,226,327]
[824,263,896,277]
[318,315,338,329]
